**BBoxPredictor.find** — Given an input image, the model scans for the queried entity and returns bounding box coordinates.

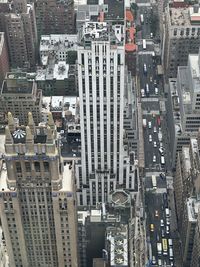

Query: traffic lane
[146,193,164,260]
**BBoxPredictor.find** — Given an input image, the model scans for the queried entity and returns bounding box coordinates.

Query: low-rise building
[36,62,77,96]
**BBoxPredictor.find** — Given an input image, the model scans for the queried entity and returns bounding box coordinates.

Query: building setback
[0,112,79,267]
[0,72,42,125]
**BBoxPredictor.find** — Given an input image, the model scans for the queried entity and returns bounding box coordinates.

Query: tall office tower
[35,0,74,38]
[0,112,78,267]
[0,0,37,70]
[76,19,134,206]
[0,33,9,86]
[0,72,42,125]
[163,3,200,78]
[167,48,200,167]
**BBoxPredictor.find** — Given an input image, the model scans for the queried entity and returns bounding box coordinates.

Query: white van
[168,239,173,247]
[169,248,174,260]
[165,208,170,218]
[148,121,152,129]
[161,156,165,165]
[158,259,162,266]
[155,87,158,95]
[149,135,152,142]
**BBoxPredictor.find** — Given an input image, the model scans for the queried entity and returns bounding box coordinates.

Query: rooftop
[36,63,76,81]
[1,72,33,94]
[107,225,128,267]
[79,22,124,46]
[187,197,200,222]
[60,163,73,192]
[170,5,200,26]
[182,147,191,173]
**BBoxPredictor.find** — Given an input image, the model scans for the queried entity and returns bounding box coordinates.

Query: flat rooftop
[60,163,73,193]
[187,197,200,222]
[170,6,200,26]
[104,0,124,21]
[2,72,33,94]
[79,22,124,46]
[182,147,191,173]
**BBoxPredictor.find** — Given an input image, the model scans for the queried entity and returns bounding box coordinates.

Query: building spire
[5,125,13,144]
[46,126,53,144]
[28,112,35,135]
[26,126,33,143]
[7,112,15,132]
[48,112,54,129]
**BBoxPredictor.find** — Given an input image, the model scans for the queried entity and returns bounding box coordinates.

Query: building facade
[0,0,37,70]
[167,49,200,167]
[0,112,78,267]
[0,32,9,87]
[35,0,75,38]
[163,4,200,78]
[0,72,42,125]
[76,19,139,206]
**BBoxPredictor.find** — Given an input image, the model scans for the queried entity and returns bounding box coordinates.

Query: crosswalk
[138,51,155,55]
[137,3,151,6]
[141,97,159,102]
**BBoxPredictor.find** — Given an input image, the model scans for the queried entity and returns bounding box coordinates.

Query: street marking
[141,98,159,102]
[137,3,151,6]
[138,51,155,55]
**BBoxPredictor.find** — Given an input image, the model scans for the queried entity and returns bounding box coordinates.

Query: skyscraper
[76,19,135,206]
[0,0,37,70]
[0,112,78,267]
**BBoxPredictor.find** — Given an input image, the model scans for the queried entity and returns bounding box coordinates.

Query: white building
[76,21,137,206]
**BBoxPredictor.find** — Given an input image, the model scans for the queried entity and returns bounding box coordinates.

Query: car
[148,121,152,129]
[149,135,152,142]
[170,261,174,266]
[155,210,159,217]
[150,32,153,38]
[152,256,156,264]
[155,87,158,95]
[160,219,164,227]
[153,126,157,133]
[144,63,147,74]
[161,229,165,237]
[150,224,154,232]
[150,76,153,82]
[154,80,157,85]
[153,155,156,162]
[158,259,162,266]
[166,225,170,234]
[159,147,164,155]
[153,141,157,148]
[166,218,170,225]
[168,239,173,247]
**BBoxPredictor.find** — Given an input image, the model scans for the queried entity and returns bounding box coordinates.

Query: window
[16,162,22,173]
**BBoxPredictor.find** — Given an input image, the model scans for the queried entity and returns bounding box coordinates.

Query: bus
[142,39,146,50]
[140,14,144,24]
[152,175,157,189]
[162,238,168,255]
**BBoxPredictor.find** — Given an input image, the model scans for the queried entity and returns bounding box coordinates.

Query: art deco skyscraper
[0,112,78,267]
[76,21,128,206]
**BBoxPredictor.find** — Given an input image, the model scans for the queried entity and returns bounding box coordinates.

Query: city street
[136,0,176,266]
